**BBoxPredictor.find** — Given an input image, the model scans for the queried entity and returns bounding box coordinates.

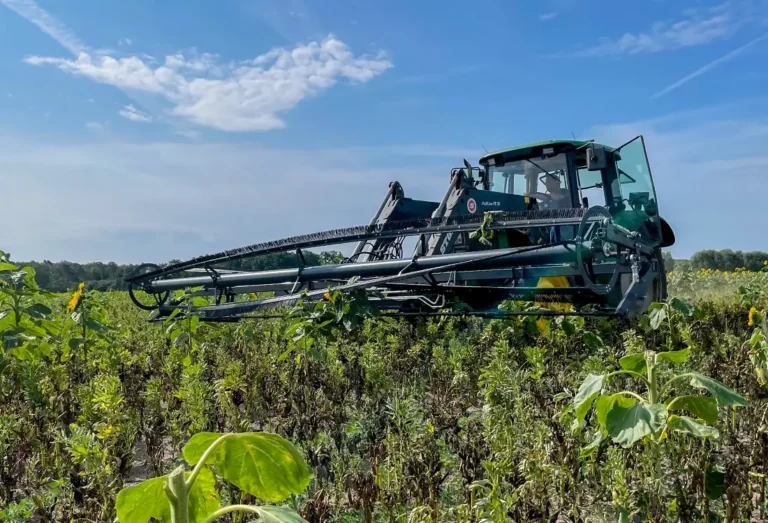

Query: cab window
[487,153,571,208]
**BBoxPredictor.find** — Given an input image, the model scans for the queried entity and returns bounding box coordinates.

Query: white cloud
[4,0,392,132]
[119,104,152,122]
[576,2,747,57]
[118,38,132,46]
[25,37,392,132]
[539,12,558,22]
[85,121,105,130]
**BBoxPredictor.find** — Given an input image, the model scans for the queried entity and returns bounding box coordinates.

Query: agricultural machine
[126,136,675,321]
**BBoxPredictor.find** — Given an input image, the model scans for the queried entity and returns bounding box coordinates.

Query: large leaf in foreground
[573,374,604,423]
[688,373,749,407]
[115,476,170,523]
[666,395,718,424]
[183,432,312,503]
[115,467,219,523]
[607,402,667,447]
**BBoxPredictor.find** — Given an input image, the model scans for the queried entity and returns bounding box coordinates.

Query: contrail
[652,33,768,99]
[0,0,85,55]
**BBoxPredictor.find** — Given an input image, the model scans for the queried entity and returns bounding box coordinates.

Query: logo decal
[467,198,477,214]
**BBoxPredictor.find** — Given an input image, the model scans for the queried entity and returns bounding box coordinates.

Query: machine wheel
[128,263,170,311]
[576,206,620,296]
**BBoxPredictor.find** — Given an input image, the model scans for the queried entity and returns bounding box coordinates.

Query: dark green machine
[126,136,675,321]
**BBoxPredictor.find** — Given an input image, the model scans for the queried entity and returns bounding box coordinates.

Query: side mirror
[587,145,607,171]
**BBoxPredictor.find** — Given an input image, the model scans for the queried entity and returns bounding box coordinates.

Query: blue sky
[1,0,767,263]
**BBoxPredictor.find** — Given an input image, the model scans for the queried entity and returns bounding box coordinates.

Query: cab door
[611,136,662,245]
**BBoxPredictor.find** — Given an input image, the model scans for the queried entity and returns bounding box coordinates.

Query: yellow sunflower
[748,306,758,327]
[68,282,85,312]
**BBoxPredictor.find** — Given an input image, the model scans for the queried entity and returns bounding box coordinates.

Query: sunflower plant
[65,281,111,353]
[573,347,749,452]
[0,250,55,356]
[746,307,768,386]
[114,431,312,523]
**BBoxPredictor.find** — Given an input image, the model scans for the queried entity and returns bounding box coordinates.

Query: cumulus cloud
[119,104,152,122]
[24,37,392,132]
[3,0,392,132]
[576,2,748,56]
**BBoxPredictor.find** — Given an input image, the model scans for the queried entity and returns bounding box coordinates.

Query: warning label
[467,198,477,214]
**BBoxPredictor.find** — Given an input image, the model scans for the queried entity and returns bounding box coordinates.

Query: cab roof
[479,139,614,164]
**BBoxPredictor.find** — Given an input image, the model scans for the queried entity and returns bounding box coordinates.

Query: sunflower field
[1,248,767,522]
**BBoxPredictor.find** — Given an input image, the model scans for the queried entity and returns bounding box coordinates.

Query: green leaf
[183,432,313,503]
[666,395,718,424]
[619,353,647,374]
[85,317,108,332]
[649,306,667,330]
[669,297,694,317]
[688,373,749,407]
[188,467,221,522]
[667,415,719,439]
[191,297,209,308]
[115,467,219,523]
[11,345,35,361]
[115,476,171,522]
[254,507,309,523]
[573,374,604,423]
[705,465,725,500]
[189,315,200,333]
[25,303,52,319]
[607,402,667,447]
[657,348,690,365]
[164,308,182,323]
[558,316,576,336]
[0,262,18,271]
[174,332,190,348]
[277,345,296,362]
[68,337,84,350]
[583,331,603,350]
[596,394,636,429]
[579,430,603,458]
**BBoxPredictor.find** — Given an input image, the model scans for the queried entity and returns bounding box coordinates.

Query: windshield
[487,153,572,209]
[611,137,660,244]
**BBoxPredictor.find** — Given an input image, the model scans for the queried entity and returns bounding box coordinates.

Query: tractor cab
[478,137,673,248]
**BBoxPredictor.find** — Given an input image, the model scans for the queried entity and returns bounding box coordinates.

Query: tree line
[19,251,345,292]
[15,248,767,292]
[663,249,768,273]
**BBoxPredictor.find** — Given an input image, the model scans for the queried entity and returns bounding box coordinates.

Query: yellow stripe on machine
[536,276,573,313]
